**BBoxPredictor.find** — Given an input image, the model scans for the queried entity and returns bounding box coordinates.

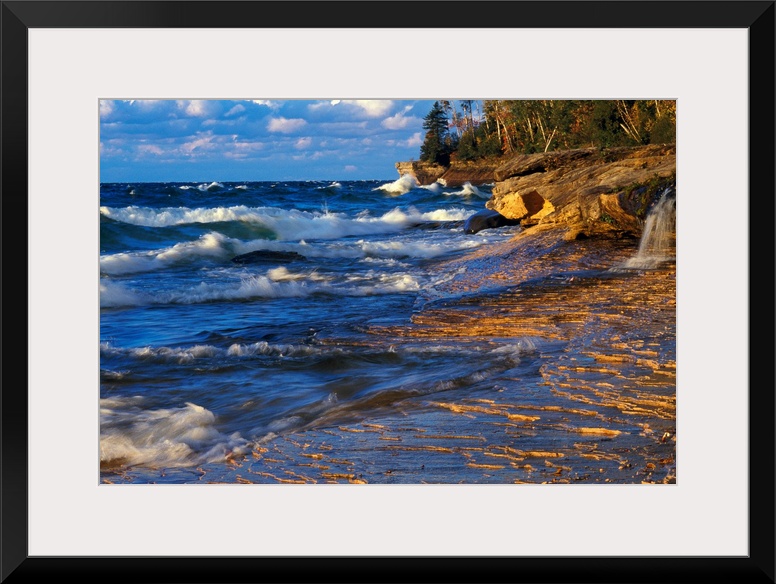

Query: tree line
[419,99,676,166]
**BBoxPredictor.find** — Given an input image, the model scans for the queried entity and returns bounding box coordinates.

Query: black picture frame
[2,1,774,582]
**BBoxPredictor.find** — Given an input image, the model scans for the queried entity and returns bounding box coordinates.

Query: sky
[99,99,441,183]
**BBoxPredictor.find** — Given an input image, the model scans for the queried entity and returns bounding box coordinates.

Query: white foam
[374,174,418,195]
[225,341,320,358]
[197,181,224,191]
[490,338,538,362]
[100,205,269,227]
[359,239,482,259]
[101,254,437,308]
[179,275,315,303]
[343,271,421,294]
[445,182,490,199]
[416,208,475,222]
[100,340,321,362]
[100,232,234,275]
[317,181,342,190]
[420,180,445,194]
[100,280,147,307]
[100,205,475,245]
[100,398,250,468]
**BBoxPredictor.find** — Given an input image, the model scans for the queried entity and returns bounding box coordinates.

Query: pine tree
[419,101,451,166]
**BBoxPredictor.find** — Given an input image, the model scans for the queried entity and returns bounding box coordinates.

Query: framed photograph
[4,1,773,582]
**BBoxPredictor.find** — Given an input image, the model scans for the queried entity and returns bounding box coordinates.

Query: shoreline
[102,223,677,485]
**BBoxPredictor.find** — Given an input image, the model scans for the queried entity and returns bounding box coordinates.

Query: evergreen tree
[420,101,452,166]
[417,99,675,161]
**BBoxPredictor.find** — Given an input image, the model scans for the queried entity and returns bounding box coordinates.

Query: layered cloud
[99,98,442,181]
[267,117,308,134]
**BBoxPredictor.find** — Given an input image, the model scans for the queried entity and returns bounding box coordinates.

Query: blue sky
[99,99,441,183]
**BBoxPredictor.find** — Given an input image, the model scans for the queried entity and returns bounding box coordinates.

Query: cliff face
[487,144,676,239]
[396,143,676,239]
[395,159,500,187]
[395,161,447,186]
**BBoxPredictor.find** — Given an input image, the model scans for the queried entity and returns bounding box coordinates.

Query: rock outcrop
[487,144,675,239]
[395,159,501,187]
[396,143,676,240]
[395,161,447,186]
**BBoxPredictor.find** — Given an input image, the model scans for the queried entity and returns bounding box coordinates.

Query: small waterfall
[622,187,676,269]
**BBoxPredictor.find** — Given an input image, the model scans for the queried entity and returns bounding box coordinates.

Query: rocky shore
[104,146,677,485]
[396,143,676,240]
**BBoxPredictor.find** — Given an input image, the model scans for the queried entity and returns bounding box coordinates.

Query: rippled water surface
[100,179,677,484]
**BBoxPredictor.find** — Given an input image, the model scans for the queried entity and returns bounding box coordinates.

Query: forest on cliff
[419,99,677,165]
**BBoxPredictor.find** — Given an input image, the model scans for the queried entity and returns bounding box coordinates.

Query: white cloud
[136,100,163,110]
[137,144,165,155]
[177,100,217,118]
[226,104,246,117]
[387,132,423,148]
[267,117,308,133]
[406,132,422,147]
[344,165,357,172]
[180,132,216,154]
[232,140,264,152]
[100,138,125,156]
[307,100,336,113]
[381,112,420,130]
[295,137,312,149]
[291,151,325,161]
[319,121,368,132]
[341,100,394,117]
[99,100,115,119]
[251,100,279,109]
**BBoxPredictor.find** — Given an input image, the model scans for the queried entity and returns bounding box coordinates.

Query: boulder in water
[231,250,307,265]
[464,209,521,234]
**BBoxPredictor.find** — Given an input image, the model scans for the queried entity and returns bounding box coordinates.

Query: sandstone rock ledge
[395,159,502,188]
[397,143,676,240]
[487,144,676,240]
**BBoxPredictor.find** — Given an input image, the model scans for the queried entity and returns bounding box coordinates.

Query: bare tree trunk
[544,128,556,152]
[616,100,641,143]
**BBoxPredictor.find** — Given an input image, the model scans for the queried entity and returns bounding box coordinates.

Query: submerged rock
[231,250,307,265]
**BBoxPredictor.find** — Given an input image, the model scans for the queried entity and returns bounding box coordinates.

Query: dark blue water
[100,177,534,470]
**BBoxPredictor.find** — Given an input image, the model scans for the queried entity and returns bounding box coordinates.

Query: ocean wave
[100,204,270,227]
[99,207,478,276]
[100,398,250,469]
[419,180,446,194]
[359,239,482,259]
[100,268,425,308]
[100,338,535,368]
[317,181,342,190]
[100,204,473,233]
[100,280,148,307]
[374,174,418,195]
[100,232,236,275]
[100,225,478,277]
[100,340,322,362]
[198,181,225,192]
[445,182,490,199]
